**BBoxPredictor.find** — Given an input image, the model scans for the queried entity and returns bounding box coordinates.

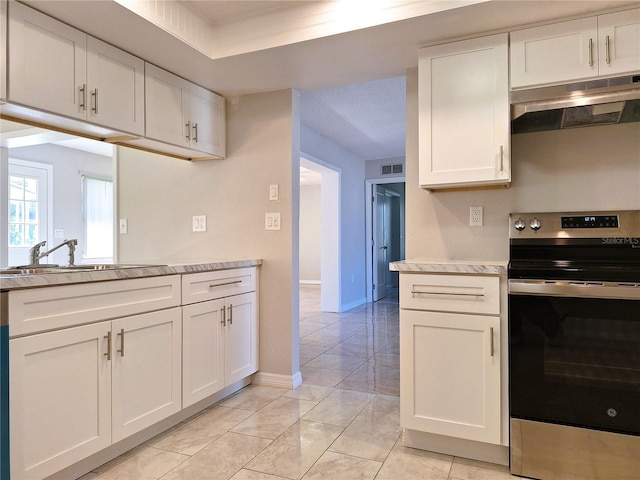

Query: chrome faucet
[29,239,78,266]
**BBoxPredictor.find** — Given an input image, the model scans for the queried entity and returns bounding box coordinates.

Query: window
[83,176,113,260]
[8,174,39,247]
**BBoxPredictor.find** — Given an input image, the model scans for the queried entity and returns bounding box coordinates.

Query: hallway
[78,286,514,479]
[299,284,400,395]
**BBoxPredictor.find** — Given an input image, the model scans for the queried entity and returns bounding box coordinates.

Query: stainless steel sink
[1,264,166,275]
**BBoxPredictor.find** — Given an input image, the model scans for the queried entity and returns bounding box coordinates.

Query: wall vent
[381,163,403,175]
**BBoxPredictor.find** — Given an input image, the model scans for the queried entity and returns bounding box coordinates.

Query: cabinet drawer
[400,273,499,315]
[181,267,256,305]
[8,276,181,337]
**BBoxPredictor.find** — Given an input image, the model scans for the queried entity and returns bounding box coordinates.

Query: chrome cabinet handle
[410,290,485,298]
[605,35,611,65]
[490,327,495,357]
[91,89,99,114]
[209,280,242,289]
[221,306,226,327]
[80,84,87,111]
[117,328,125,357]
[193,122,199,143]
[588,38,594,67]
[228,304,233,325]
[104,331,112,360]
[185,121,191,142]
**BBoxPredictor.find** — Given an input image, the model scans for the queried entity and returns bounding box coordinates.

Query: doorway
[366,179,405,302]
[299,155,341,312]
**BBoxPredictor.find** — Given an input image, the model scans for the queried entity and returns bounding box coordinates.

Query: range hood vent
[511,75,640,134]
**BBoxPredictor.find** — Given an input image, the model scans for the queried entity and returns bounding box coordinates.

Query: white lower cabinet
[182,269,258,408]
[400,309,501,444]
[399,272,504,450]
[10,322,111,480]
[9,307,182,480]
[111,308,182,442]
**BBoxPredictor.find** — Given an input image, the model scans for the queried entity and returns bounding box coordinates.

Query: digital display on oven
[561,215,619,228]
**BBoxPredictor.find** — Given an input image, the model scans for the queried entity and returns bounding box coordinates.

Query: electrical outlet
[192,215,207,232]
[119,219,128,234]
[470,206,483,226]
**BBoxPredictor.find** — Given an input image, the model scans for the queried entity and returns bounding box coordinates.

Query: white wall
[299,184,321,283]
[301,124,368,310]
[6,144,112,265]
[117,89,301,382]
[405,68,640,262]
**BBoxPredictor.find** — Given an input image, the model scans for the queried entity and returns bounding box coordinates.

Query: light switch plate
[269,184,279,201]
[265,212,281,231]
[54,229,64,239]
[192,215,207,232]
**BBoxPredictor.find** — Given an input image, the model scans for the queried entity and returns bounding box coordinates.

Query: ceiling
[18,0,639,162]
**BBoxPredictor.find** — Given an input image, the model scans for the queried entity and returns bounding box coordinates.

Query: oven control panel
[561,215,619,229]
[509,211,639,239]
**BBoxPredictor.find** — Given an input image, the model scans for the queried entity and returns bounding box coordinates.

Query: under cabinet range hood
[511,75,640,134]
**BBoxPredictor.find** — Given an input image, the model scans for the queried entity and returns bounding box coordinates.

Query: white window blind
[83,176,113,260]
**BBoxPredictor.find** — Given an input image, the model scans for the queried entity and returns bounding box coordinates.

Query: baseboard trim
[403,428,509,466]
[300,280,321,285]
[340,297,367,312]
[252,371,302,389]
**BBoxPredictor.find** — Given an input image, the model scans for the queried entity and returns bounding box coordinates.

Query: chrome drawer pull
[209,280,242,289]
[411,290,485,298]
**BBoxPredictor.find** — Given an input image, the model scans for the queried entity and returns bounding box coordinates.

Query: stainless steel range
[508,210,640,480]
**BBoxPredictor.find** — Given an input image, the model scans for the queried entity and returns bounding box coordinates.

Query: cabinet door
[418,34,509,189]
[224,292,258,385]
[1,0,7,102]
[598,9,640,77]
[400,309,501,444]
[111,307,182,443]
[145,63,190,147]
[8,1,86,119]
[87,36,145,135]
[182,299,225,407]
[510,17,598,88]
[189,83,226,157]
[10,322,111,480]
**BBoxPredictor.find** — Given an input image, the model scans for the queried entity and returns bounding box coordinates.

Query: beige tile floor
[79,285,515,480]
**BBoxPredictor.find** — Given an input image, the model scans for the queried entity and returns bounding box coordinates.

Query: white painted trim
[340,297,367,313]
[365,176,405,303]
[299,280,321,285]
[252,371,302,390]
[404,428,509,466]
[300,154,340,313]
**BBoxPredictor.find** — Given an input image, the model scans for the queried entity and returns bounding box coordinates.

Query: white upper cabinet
[144,63,226,159]
[511,9,640,88]
[8,1,144,135]
[1,0,8,103]
[9,1,86,120]
[419,34,510,189]
[86,36,145,135]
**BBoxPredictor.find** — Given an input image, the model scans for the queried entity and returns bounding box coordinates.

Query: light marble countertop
[390,259,507,275]
[0,259,262,290]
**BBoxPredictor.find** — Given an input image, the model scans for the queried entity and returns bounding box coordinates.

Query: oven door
[509,280,640,436]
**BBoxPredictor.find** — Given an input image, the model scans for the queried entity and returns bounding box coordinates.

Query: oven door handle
[509,279,640,300]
